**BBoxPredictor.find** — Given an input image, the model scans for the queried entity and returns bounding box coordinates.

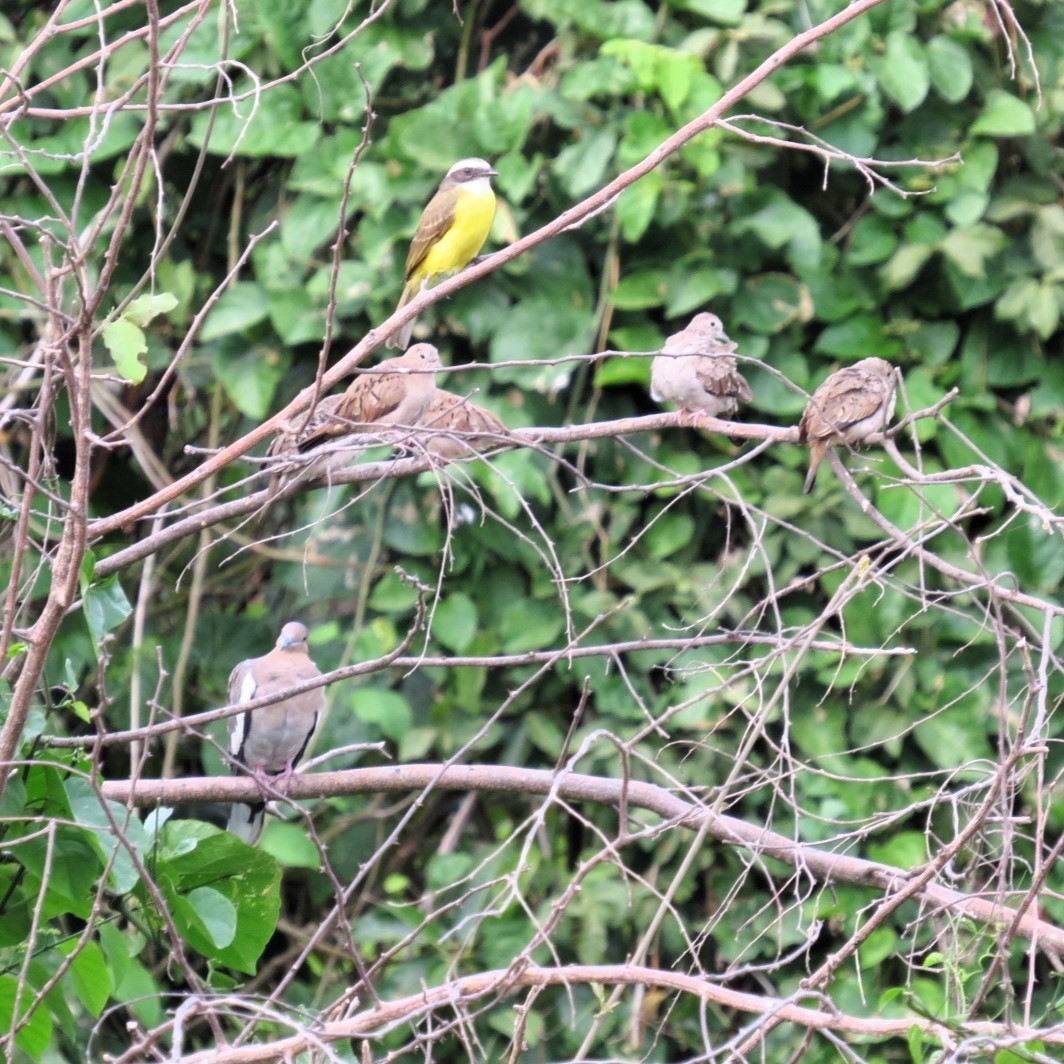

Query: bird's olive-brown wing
[404,186,461,280]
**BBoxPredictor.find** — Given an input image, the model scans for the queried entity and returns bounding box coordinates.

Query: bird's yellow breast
[415,182,496,283]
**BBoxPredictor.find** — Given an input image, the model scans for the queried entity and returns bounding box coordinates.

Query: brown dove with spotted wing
[798,357,897,493]
[267,344,441,488]
[418,390,510,458]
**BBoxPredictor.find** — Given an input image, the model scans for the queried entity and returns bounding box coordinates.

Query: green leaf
[200,282,271,341]
[63,940,112,1019]
[617,168,662,243]
[67,779,147,894]
[252,0,306,70]
[867,830,927,868]
[814,315,903,360]
[124,292,179,327]
[187,84,320,158]
[80,572,132,652]
[596,352,650,388]
[733,191,821,272]
[875,32,929,113]
[943,189,989,227]
[996,278,1062,339]
[267,288,323,345]
[847,214,897,266]
[97,924,130,994]
[352,687,412,741]
[17,828,102,920]
[971,90,1036,137]
[561,56,637,101]
[858,926,897,969]
[908,1024,926,1064]
[160,820,282,973]
[670,0,746,25]
[939,224,1007,278]
[0,973,53,1060]
[645,511,695,559]
[474,81,535,154]
[212,342,290,419]
[732,274,807,333]
[554,128,618,197]
[185,886,238,949]
[368,570,420,614]
[491,298,595,377]
[656,51,700,113]
[879,243,933,290]
[260,820,322,867]
[926,35,973,102]
[100,316,148,384]
[663,264,734,316]
[500,599,565,653]
[612,268,670,310]
[1004,515,1064,593]
[434,592,478,653]
[1031,204,1064,272]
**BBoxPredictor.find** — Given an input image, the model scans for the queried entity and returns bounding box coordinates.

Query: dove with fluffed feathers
[650,313,752,421]
[226,621,324,845]
[418,390,510,458]
[798,357,897,494]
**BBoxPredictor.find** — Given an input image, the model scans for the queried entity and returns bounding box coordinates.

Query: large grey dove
[226,621,324,845]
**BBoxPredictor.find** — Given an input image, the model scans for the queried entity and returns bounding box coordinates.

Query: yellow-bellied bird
[798,357,897,494]
[226,621,324,845]
[386,158,498,349]
[650,312,752,422]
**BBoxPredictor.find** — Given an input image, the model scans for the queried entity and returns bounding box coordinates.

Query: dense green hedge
[1,0,1062,1059]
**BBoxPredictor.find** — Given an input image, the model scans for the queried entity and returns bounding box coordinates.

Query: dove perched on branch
[650,312,752,422]
[226,621,324,845]
[418,390,510,459]
[798,357,898,494]
[286,343,441,451]
[267,344,442,488]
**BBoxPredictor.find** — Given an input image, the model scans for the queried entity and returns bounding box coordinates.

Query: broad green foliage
[0,762,282,1055]
[1,0,1063,1059]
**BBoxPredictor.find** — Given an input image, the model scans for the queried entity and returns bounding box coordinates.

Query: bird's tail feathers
[386,281,418,350]
[227,801,266,845]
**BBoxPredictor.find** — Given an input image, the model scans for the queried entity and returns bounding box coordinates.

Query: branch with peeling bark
[156,960,1064,1064]
[98,763,1064,956]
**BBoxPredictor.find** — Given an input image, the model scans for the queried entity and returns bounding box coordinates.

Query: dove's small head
[688,312,726,338]
[276,621,310,652]
[406,343,443,372]
[850,357,894,377]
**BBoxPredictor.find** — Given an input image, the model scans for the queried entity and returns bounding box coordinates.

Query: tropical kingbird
[386,157,498,349]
